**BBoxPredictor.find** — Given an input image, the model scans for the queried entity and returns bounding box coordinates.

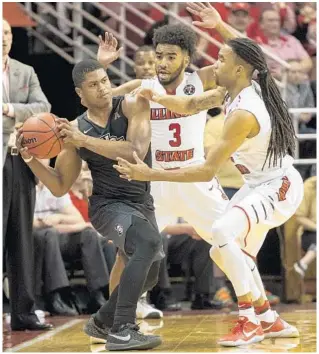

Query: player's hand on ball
[57,120,86,148]
[16,128,33,160]
[186,2,222,29]
[114,152,152,181]
[97,32,123,67]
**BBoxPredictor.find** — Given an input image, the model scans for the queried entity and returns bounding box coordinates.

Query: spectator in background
[151,218,224,311]
[253,9,312,80]
[284,59,316,180]
[284,59,315,130]
[201,3,252,66]
[3,19,53,331]
[69,164,117,288]
[133,46,156,79]
[33,181,111,315]
[294,176,317,278]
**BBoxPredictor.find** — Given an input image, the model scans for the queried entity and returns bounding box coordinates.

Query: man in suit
[3,19,53,330]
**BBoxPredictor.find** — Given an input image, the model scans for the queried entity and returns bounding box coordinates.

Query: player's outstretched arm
[97,32,123,69]
[114,110,256,183]
[16,128,82,197]
[137,87,226,115]
[112,79,142,96]
[186,2,238,42]
[63,95,151,163]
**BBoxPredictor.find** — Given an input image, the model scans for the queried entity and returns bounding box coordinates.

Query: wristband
[22,155,34,163]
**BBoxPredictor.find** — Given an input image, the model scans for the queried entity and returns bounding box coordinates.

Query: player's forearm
[296,215,316,232]
[163,224,193,235]
[215,21,238,42]
[54,213,84,225]
[83,136,144,163]
[156,89,222,115]
[25,159,68,197]
[112,80,141,96]
[149,164,214,183]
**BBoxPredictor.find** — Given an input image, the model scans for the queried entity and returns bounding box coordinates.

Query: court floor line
[172,315,208,351]
[4,319,83,352]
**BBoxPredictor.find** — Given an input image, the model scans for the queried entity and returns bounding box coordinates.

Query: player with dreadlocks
[114,3,303,347]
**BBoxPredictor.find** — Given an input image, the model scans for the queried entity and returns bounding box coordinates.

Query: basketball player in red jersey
[114,3,302,347]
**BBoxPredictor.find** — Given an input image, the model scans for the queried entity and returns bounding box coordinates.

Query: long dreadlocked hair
[227,38,296,168]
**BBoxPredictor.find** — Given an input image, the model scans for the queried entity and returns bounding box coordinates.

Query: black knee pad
[125,215,162,257]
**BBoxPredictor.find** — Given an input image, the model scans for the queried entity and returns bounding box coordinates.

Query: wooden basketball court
[3,303,316,352]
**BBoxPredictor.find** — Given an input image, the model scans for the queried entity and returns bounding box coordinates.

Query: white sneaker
[136,298,163,319]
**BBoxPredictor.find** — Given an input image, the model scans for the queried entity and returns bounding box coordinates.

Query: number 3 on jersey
[169,123,181,147]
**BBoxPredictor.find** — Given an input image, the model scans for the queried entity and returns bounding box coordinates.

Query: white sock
[257,309,276,323]
[239,307,258,323]
[300,260,308,270]
[140,292,147,300]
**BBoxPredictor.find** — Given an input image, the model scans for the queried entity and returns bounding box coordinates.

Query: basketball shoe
[218,316,264,347]
[259,310,299,338]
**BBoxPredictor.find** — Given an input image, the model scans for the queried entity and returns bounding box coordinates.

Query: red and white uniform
[220,82,304,257]
[141,73,228,239]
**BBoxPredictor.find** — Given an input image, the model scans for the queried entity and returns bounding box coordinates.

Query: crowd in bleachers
[3,2,316,330]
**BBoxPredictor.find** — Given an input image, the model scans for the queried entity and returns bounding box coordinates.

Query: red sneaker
[218,316,264,347]
[261,311,299,338]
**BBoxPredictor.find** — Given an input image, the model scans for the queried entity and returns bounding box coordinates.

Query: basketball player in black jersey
[16,59,163,351]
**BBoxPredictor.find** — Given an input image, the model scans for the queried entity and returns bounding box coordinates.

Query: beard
[156,63,185,86]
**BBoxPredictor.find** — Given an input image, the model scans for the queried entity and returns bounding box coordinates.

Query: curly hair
[72,59,104,88]
[153,24,197,60]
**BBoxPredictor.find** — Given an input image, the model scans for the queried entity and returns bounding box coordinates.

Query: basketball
[21,113,63,159]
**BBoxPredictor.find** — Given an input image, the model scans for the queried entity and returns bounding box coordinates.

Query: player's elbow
[201,165,214,182]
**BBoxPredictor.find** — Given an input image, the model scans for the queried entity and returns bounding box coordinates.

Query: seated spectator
[294,176,317,278]
[69,165,117,286]
[150,218,224,311]
[283,59,316,180]
[294,2,317,57]
[33,181,112,315]
[284,59,315,132]
[252,8,313,80]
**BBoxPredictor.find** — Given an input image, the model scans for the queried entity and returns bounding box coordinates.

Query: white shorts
[151,177,229,243]
[224,166,304,257]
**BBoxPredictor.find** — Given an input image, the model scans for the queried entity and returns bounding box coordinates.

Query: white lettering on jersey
[142,72,207,169]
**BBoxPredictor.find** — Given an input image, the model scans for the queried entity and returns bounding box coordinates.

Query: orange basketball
[22,113,63,159]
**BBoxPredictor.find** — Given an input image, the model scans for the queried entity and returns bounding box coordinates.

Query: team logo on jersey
[100,133,125,141]
[183,84,195,95]
[115,224,124,236]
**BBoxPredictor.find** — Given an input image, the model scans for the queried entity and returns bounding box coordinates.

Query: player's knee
[130,216,162,254]
[211,223,230,248]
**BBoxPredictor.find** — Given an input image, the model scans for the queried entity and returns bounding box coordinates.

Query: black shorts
[89,196,165,261]
[301,230,316,252]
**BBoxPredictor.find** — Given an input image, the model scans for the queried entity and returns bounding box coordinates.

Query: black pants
[166,234,213,294]
[34,227,113,295]
[3,154,36,317]
[301,230,317,252]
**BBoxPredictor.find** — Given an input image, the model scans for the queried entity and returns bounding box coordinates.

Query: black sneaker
[83,315,110,343]
[106,323,162,351]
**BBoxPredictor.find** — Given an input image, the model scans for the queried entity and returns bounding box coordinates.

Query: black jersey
[77,96,152,203]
